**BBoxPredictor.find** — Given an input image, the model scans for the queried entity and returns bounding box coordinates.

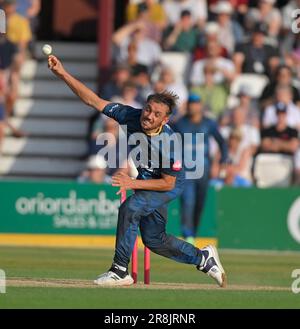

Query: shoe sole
[209,245,227,288]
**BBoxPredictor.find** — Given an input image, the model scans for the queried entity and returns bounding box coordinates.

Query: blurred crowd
[83,0,300,189]
[0,0,40,150]
[0,0,299,190]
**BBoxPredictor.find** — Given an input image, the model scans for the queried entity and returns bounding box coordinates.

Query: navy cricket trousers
[180,163,210,238]
[113,188,203,268]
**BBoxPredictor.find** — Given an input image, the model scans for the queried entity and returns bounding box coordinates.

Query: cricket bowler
[48,55,226,288]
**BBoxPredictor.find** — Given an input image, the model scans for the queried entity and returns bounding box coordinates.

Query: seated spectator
[131,64,153,105]
[221,106,261,155]
[190,39,236,86]
[194,22,228,60]
[260,65,300,109]
[233,23,280,76]
[263,86,300,130]
[129,2,163,43]
[208,0,249,23]
[111,81,143,109]
[163,9,199,53]
[101,64,131,101]
[126,39,140,68]
[211,128,253,187]
[113,20,161,70]
[285,49,300,86]
[211,1,244,55]
[190,62,228,119]
[126,0,167,31]
[245,0,282,39]
[90,117,118,155]
[261,103,299,156]
[156,66,188,116]
[78,155,109,184]
[90,118,129,179]
[163,0,207,28]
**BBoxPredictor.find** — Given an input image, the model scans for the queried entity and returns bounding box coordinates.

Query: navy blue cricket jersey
[103,103,185,188]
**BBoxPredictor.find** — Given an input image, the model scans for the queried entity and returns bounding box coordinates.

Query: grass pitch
[0,246,299,309]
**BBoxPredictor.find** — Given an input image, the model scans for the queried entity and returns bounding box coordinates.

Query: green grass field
[0,246,299,309]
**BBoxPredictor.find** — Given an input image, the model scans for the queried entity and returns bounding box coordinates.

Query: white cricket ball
[42,44,52,56]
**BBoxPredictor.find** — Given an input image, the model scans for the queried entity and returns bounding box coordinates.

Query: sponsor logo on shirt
[172,160,182,172]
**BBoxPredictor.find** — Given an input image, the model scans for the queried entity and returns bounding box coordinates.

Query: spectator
[163,9,199,53]
[286,49,300,82]
[78,155,109,184]
[221,106,261,154]
[260,64,300,109]
[131,64,153,105]
[90,117,119,154]
[101,64,131,101]
[16,0,41,58]
[211,128,253,187]
[194,22,228,60]
[245,0,282,39]
[111,81,143,109]
[208,0,249,23]
[261,103,299,155]
[163,0,207,28]
[233,22,280,76]
[130,2,163,43]
[90,118,129,178]
[2,0,32,57]
[190,62,228,119]
[1,0,32,117]
[190,39,236,86]
[263,86,300,130]
[0,33,26,137]
[172,94,228,244]
[126,0,167,31]
[156,66,188,116]
[113,21,161,70]
[237,85,260,126]
[211,1,244,55]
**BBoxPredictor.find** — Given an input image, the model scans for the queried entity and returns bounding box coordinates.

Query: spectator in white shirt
[263,85,300,130]
[190,40,236,86]
[212,1,244,55]
[221,106,261,154]
[113,21,161,69]
[245,0,282,39]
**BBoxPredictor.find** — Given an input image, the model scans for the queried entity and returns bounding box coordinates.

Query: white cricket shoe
[198,245,227,288]
[94,264,134,287]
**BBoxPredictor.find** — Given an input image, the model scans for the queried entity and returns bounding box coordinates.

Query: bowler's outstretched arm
[48,55,110,112]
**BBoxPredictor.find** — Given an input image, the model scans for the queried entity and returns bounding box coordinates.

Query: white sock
[114,263,127,272]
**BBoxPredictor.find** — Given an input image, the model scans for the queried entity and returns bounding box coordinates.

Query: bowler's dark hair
[147,91,179,115]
